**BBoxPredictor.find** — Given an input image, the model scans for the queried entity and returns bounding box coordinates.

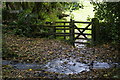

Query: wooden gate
[43,18,99,46]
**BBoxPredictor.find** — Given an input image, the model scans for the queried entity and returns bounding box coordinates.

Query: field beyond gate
[42,18,99,46]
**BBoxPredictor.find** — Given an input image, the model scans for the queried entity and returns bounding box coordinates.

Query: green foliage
[13,9,34,37]
[2,9,18,21]
[62,2,83,11]
[92,2,120,23]
[3,2,83,38]
[92,2,120,44]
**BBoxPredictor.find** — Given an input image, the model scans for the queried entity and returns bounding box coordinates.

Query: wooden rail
[44,18,99,46]
[3,18,100,46]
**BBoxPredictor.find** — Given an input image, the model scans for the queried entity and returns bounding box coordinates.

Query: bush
[11,9,53,38]
[99,22,119,44]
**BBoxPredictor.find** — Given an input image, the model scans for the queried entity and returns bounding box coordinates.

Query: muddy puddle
[2,57,120,75]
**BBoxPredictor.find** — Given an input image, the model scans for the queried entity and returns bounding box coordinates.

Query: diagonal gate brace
[75,23,92,40]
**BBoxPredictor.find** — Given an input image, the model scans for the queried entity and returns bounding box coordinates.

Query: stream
[2,57,120,75]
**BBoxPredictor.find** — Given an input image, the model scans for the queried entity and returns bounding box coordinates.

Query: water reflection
[75,39,87,48]
[2,57,119,75]
[44,58,90,74]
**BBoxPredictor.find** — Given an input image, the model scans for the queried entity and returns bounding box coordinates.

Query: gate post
[64,23,66,39]
[92,18,100,45]
[53,25,56,38]
[70,19,75,46]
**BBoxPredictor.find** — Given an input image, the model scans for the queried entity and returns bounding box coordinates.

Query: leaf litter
[2,34,120,78]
